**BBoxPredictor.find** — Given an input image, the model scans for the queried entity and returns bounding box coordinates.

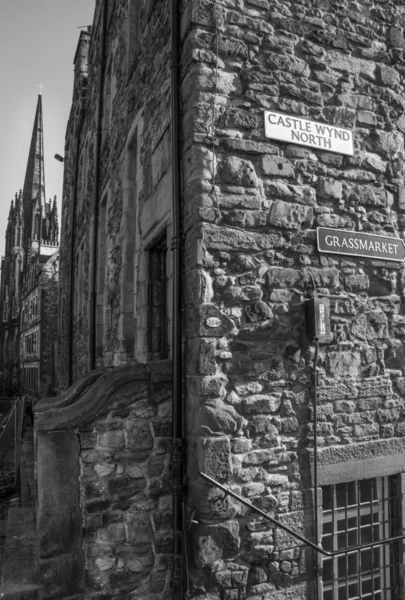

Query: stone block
[85,499,111,515]
[107,570,145,595]
[344,274,369,292]
[223,285,263,304]
[97,429,125,449]
[304,267,339,289]
[190,303,235,338]
[198,339,217,375]
[244,300,273,322]
[398,184,405,212]
[279,417,299,432]
[95,555,116,571]
[371,130,404,157]
[242,449,276,466]
[316,213,352,228]
[197,436,232,482]
[243,394,282,414]
[389,27,405,48]
[220,156,258,187]
[317,177,343,200]
[200,399,244,435]
[327,351,361,378]
[37,431,82,560]
[126,512,152,544]
[223,139,278,154]
[232,437,252,453]
[362,153,387,173]
[266,267,302,288]
[186,268,214,305]
[115,545,154,573]
[196,374,227,397]
[266,180,316,205]
[195,520,240,568]
[98,522,126,544]
[39,552,85,599]
[268,200,313,229]
[106,476,146,501]
[274,511,305,550]
[260,156,295,178]
[357,110,377,126]
[125,418,153,451]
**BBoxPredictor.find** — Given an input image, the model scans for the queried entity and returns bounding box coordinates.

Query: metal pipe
[68,117,83,385]
[313,338,320,595]
[89,0,107,372]
[171,0,184,596]
[199,472,405,558]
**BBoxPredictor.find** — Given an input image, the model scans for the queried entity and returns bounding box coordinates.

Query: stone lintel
[34,360,172,431]
[306,437,405,486]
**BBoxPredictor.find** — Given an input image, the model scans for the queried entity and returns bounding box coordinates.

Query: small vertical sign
[306,297,331,343]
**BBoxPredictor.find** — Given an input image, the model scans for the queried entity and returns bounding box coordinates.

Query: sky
[0,0,96,255]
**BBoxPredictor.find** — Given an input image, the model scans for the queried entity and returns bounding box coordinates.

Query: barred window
[321,476,400,600]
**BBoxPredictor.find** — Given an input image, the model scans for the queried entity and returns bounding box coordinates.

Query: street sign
[317,227,405,262]
[264,111,354,155]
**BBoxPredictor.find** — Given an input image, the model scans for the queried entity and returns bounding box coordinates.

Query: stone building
[20,248,59,398]
[36,1,405,599]
[0,95,59,397]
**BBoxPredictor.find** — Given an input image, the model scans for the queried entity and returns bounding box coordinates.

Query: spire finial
[37,82,45,95]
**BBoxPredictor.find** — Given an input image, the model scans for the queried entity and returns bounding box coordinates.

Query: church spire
[22,94,46,250]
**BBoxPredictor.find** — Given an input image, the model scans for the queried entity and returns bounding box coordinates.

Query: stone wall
[58,0,173,388]
[55,0,405,598]
[40,251,59,396]
[182,0,405,598]
[35,360,173,599]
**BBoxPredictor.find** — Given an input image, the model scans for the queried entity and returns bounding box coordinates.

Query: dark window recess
[321,476,400,600]
[148,238,167,360]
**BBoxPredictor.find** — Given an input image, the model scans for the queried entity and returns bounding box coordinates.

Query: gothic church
[0,94,59,397]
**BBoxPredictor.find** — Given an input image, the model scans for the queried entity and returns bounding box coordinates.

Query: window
[321,476,400,600]
[148,237,167,360]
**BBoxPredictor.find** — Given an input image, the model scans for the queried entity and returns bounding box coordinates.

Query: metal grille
[321,477,399,600]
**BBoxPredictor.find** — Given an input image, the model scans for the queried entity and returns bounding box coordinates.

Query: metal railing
[0,397,25,492]
[199,472,405,557]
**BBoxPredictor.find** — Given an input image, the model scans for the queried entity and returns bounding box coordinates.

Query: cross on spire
[37,82,45,95]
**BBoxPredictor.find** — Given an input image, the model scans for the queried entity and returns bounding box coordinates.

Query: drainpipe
[89,0,107,372]
[171,0,185,596]
[69,114,84,385]
[313,338,320,599]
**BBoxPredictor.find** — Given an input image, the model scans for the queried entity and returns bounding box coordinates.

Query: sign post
[317,227,405,262]
[264,111,354,155]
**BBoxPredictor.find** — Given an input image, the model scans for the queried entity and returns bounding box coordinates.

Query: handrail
[14,397,25,484]
[0,403,16,458]
[199,472,405,557]
[0,397,25,491]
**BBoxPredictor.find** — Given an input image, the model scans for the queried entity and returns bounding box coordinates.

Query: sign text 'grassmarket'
[317,228,405,262]
[264,111,354,155]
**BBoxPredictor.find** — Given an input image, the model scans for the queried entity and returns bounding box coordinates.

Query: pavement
[0,425,40,599]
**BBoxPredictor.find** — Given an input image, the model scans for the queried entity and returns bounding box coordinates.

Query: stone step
[0,507,41,599]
